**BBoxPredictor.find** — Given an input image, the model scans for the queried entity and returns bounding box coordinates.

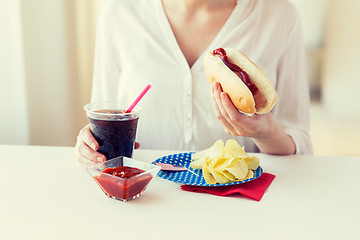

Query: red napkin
[180,173,275,201]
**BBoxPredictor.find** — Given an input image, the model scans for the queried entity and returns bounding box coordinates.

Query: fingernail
[91,143,97,150]
[213,82,219,90]
[97,156,104,163]
[221,92,226,100]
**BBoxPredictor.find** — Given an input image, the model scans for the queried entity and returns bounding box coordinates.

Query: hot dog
[204,48,277,114]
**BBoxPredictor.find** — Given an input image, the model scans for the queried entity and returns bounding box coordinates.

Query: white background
[1,0,359,155]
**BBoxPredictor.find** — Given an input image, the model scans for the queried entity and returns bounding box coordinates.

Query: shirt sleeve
[90,2,121,102]
[272,6,313,155]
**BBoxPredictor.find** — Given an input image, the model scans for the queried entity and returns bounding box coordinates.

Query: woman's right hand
[75,124,106,168]
[75,124,141,168]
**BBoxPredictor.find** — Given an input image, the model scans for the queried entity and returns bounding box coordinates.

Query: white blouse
[91,0,313,154]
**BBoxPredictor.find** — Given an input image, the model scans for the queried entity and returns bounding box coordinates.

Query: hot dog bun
[204,48,277,114]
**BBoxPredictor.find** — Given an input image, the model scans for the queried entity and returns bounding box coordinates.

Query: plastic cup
[84,102,141,160]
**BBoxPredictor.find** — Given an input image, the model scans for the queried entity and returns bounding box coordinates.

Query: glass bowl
[88,156,161,202]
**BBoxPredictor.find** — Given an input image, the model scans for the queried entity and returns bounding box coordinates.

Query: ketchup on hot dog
[212,48,267,109]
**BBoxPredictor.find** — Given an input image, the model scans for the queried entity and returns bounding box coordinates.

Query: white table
[0,145,359,240]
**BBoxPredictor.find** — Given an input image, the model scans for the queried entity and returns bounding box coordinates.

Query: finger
[211,83,238,135]
[220,92,242,121]
[210,82,222,118]
[76,155,97,169]
[219,91,252,136]
[219,92,258,129]
[211,83,232,123]
[79,124,99,151]
[76,136,106,163]
[212,83,230,118]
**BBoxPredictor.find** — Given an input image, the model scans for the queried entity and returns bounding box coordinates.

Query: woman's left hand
[210,82,296,155]
[211,82,276,138]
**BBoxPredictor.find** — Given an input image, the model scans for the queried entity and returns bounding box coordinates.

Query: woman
[75,0,313,167]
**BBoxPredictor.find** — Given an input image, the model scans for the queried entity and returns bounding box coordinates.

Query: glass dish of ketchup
[88,156,161,202]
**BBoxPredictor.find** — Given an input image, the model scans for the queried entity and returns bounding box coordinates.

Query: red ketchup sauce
[212,48,259,95]
[94,166,153,200]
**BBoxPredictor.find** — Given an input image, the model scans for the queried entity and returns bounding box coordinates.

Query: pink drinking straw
[125,84,152,113]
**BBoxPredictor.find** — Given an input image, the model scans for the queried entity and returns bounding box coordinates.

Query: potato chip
[191,139,260,184]
[207,140,225,159]
[191,149,206,160]
[202,164,216,184]
[225,139,248,158]
[220,170,236,181]
[190,140,225,169]
[244,156,260,170]
[190,157,205,169]
[189,161,202,169]
[209,156,233,172]
[190,149,207,169]
[208,165,230,184]
[245,169,254,179]
[225,158,248,180]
